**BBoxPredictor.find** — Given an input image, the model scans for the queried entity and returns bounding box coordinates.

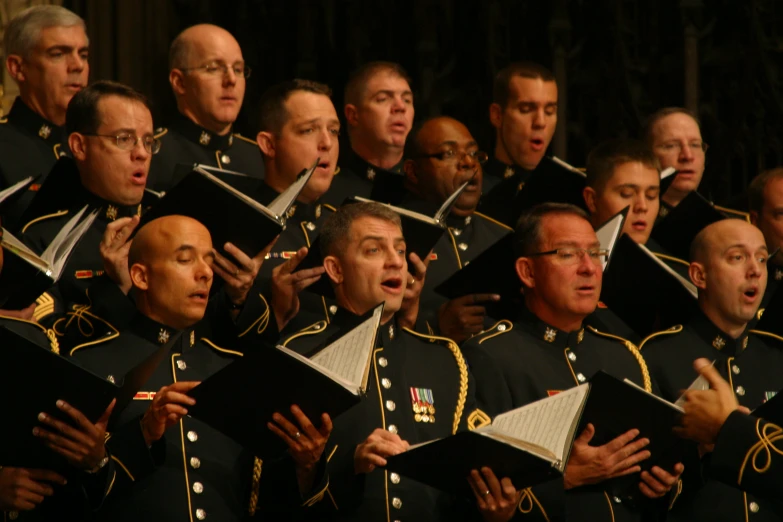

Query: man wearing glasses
[401,116,512,343]
[20,81,159,331]
[148,24,264,192]
[462,203,684,521]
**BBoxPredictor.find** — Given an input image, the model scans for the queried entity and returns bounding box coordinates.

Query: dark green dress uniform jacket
[1,316,112,522]
[642,311,783,521]
[710,412,783,503]
[319,147,402,208]
[282,309,487,521]
[397,195,513,336]
[69,312,324,522]
[0,98,69,231]
[241,183,337,338]
[476,158,530,227]
[462,309,668,522]
[147,114,264,193]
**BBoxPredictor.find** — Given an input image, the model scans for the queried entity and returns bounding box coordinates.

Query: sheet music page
[2,229,48,272]
[198,168,275,218]
[267,162,316,218]
[551,156,586,177]
[353,197,437,225]
[0,176,33,204]
[434,179,470,222]
[490,384,588,459]
[640,243,698,298]
[311,305,383,387]
[49,209,98,278]
[42,205,89,265]
[595,209,627,271]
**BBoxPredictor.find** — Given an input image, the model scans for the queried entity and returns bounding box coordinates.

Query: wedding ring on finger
[294,431,301,439]
[482,490,490,497]
[408,278,415,287]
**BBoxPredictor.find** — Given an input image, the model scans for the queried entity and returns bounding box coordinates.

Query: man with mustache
[282,202,519,522]
[148,24,264,192]
[478,62,558,226]
[641,219,783,521]
[0,5,89,229]
[463,203,683,521]
[323,61,414,207]
[67,214,330,521]
[401,116,511,343]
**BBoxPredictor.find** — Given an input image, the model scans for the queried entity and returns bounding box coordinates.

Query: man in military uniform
[677,358,783,502]
[478,62,558,226]
[463,203,683,521]
[641,219,783,521]
[147,24,264,192]
[283,202,519,521]
[322,61,413,207]
[69,214,330,521]
[0,6,88,229]
[401,116,512,342]
[748,167,783,305]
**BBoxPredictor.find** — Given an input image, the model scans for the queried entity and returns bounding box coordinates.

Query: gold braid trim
[637,325,683,350]
[248,457,263,516]
[738,418,783,484]
[586,326,651,392]
[749,329,783,344]
[602,492,616,522]
[517,488,550,520]
[238,293,271,337]
[0,316,59,354]
[477,320,513,345]
[281,321,328,347]
[467,409,492,430]
[403,327,468,434]
[668,479,683,510]
[473,211,514,231]
[46,328,59,354]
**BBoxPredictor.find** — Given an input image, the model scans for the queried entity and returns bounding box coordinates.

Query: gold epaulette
[714,204,751,223]
[21,209,69,234]
[587,326,651,392]
[475,320,513,345]
[748,329,783,344]
[201,338,243,357]
[232,133,256,145]
[153,127,168,140]
[638,325,684,351]
[403,327,468,435]
[653,251,690,268]
[474,211,514,231]
[281,320,328,347]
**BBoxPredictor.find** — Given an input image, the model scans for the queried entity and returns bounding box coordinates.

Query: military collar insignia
[659,206,670,218]
[38,124,52,139]
[190,330,196,347]
[285,205,297,219]
[389,324,395,340]
[315,205,322,219]
[465,216,472,225]
[199,131,211,146]
[228,134,234,147]
[742,336,749,350]
[712,335,726,350]
[105,205,118,220]
[577,329,585,344]
[775,268,783,281]
[130,313,182,347]
[158,328,170,344]
[366,167,376,181]
[6,98,62,144]
[503,165,515,179]
[544,327,557,343]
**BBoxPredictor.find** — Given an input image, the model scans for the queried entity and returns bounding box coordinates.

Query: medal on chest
[410,387,436,423]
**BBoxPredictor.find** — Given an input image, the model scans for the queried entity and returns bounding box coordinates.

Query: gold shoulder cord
[248,457,263,515]
[587,326,651,392]
[738,418,783,485]
[517,488,550,520]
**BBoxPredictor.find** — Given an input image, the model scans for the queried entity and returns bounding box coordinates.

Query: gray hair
[4,5,86,59]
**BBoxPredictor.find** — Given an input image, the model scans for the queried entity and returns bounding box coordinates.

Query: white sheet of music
[490,384,588,459]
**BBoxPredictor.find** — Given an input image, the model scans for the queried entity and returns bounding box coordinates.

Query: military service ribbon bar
[410,387,436,423]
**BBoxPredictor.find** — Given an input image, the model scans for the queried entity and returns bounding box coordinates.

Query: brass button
[386,400,396,411]
[750,501,759,513]
[193,481,204,494]
[392,497,402,509]
[190,457,201,469]
[9,512,18,520]
[196,508,207,520]
[613,496,622,504]
[107,375,116,384]
[568,352,577,362]
[390,472,401,484]
[388,424,398,434]
[732,365,740,375]
[378,357,388,367]
[736,386,746,396]
[382,378,392,389]
[187,430,198,442]
[221,154,231,164]
[577,373,586,383]
[177,360,187,370]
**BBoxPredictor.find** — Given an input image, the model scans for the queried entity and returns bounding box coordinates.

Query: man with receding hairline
[71,214,331,522]
[642,218,783,522]
[148,23,264,192]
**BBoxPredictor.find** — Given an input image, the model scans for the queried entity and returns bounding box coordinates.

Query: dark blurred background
[61,0,783,205]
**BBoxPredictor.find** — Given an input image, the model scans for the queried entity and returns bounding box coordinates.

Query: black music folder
[187,303,384,458]
[139,161,316,257]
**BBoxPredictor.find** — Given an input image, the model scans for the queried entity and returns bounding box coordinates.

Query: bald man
[641,219,783,521]
[401,116,511,342]
[148,24,264,192]
[69,215,330,522]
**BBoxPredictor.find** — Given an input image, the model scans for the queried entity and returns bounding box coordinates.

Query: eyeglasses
[84,133,162,154]
[528,247,609,265]
[417,149,489,164]
[180,61,251,79]
[655,141,709,154]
